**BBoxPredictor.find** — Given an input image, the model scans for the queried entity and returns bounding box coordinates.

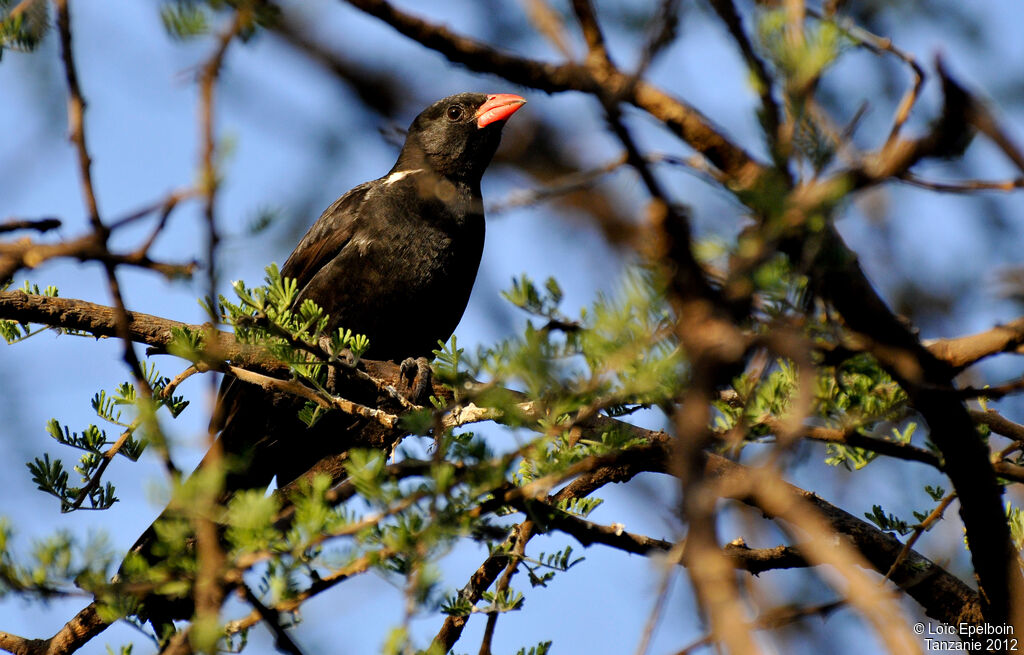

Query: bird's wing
[209,181,375,436]
[280,181,374,290]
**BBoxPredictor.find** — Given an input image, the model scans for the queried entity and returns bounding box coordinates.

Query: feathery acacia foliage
[2,1,1024,654]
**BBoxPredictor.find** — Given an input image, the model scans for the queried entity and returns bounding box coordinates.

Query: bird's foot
[399,356,433,405]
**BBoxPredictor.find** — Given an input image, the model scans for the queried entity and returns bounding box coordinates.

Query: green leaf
[159,2,208,41]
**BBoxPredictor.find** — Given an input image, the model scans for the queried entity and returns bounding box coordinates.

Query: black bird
[212,91,525,485]
[131,92,525,627]
[280,91,526,361]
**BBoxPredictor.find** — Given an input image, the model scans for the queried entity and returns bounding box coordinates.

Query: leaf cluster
[213,264,369,377]
[27,361,188,512]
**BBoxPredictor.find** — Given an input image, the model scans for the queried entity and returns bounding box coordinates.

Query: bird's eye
[446,105,464,121]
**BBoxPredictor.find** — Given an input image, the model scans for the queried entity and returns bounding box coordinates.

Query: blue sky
[2,1,1024,654]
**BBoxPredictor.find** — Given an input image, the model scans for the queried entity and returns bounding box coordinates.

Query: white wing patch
[384,169,424,186]
[350,233,373,254]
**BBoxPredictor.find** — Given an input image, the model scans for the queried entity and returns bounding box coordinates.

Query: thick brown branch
[0,292,988,651]
[510,493,809,571]
[0,291,278,374]
[340,0,765,186]
[704,453,982,628]
[925,317,1024,372]
[0,604,106,655]
[972,408,1024,443]
[431,439,981,654]
[810,223,1023,629]
[0,291,427,409]
[0,289,189,344]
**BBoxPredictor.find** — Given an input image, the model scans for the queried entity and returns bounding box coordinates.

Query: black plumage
[212,91,525,485]
[280,91,525,360]
[131,92,525,626]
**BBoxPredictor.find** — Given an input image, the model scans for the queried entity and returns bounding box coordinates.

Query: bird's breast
[305,180,485,360]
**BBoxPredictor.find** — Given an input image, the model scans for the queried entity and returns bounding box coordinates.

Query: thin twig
[235,313,421,412]
[66,426,136,511]
[708,0,785,170]
[521,0,573,60]
[956,376,1024,401]
[342,0,766,185]
[0,233,196,281]
[54,0,100,231]
[635,0,682,77]
[806,6,925,145]
[193,13,243,633]
[673,599,846,655]
[240,584,307,655]
[198,13,241,327]
[106,188,197,232]
[898,173,1024,194]
[224,548,394,636]
[223,362,400,428]
[477,522,532,655]
[789,422,942,469]
[0,217,61,234]
[488,151,721,214]
[161,364,200,401]
[969,97,1024,175]
[570,0,611,67]
[881,493,957,584]
[488,154,627,213]
[55,0,175,484]
[134,190,196,255]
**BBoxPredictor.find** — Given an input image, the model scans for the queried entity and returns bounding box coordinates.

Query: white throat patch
[383,169,423,186]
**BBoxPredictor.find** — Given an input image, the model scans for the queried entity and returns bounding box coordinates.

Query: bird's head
[396,92,526,183]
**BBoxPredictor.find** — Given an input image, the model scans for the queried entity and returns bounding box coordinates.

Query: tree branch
[54,0,100,231]
[1,292,992,652]
[925,317,1024,372]
[971,408,1024,443]
[708,0,784,170]
[239,584,306,655]
[815,224,1024,629]
[0,231,196,283]
[0,218,61,234]
[339,0,766,186]
[705,452,982,628]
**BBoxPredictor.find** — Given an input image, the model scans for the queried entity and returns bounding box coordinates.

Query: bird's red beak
[475,93,526,128]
